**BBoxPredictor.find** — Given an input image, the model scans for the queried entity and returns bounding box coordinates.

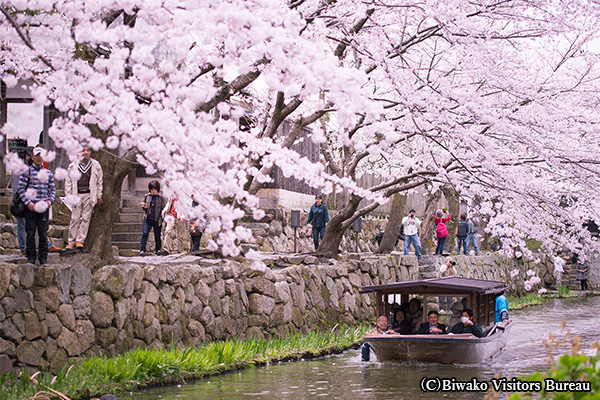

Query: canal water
[131,297,599,400]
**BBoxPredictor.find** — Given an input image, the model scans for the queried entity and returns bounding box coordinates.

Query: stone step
[119,213,144,223]
[119,206,143,214]
[112,222,144,233]
[112,232,143,242]
[122,198,145,208]
[111,240,147,250]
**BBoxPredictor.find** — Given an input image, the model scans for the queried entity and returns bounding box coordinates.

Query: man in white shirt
[402,209,422,259]
[553,251,566,287]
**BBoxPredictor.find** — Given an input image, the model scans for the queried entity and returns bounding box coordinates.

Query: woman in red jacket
[434,209,451,255]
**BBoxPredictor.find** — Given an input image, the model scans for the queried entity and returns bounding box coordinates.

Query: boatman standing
[495,292,509,326]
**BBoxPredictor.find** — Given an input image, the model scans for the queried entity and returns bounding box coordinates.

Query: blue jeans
[17,217,26,252]
[467,233,479,254]
[435,236,447,255]
[457,237,467,254]
[313,225,326,250]
[141,219,162,253]
[404,234,422,258]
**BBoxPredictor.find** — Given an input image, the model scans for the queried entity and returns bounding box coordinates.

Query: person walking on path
[402,209,422,259]
[140,180,166,256]
[434,209,450,255]
[576,257,590,291]
[467,212,480,255]
[65,144,103,249]
[18,146,55,265]
[162,198,187,254]
[553,251,566,288]
[306,194,329,250]
[456,213,469,255]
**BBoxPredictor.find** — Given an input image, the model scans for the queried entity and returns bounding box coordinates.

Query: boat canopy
[360,276,507,296]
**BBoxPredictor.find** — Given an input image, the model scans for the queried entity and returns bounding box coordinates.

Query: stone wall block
[159,286,174,307]
[143,282,159,304]
[45,313,62,339]
[199,306,215,330]
[56,327,78,356]
[14,289,33,313]
[221,296,230,317]
[208,289,222,316]
[31,286,58,313]
[33,267,56,287]
[175,266,192,287]
[1,297,17,318]
[93,266,125,299]
[44,337,57,360]
[16,340,45,366]
[248,293,275,315]
[274,282,291,304]
[90,292,114,328]
[143,304,155,327]
[24,312,42,341]
[76,320,95,355]
[114,299,130,330]
[96,327,118,347]
[72,296,91,319]
[0,338,15,356]
[56,267,72,304]
[143,265,160,286]
[155,302,168,324]
[0,266,11,298]
[1,319,23,343]
[167,301,182,324]
[199,267,216,285]
[16,265,34,289]
[49,348,68,373]
[33,300,46,321]
[57,304,76,331]
[12,313,25,336]
[250,277,275,297]
[188,319,205,340]
[70,267,92,296]
[0,304,4,323]
[194,281,211,305]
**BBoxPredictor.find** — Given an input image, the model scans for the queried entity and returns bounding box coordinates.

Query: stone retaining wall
[0,252,590,374]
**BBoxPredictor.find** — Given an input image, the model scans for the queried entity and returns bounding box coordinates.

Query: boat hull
[364,323,512,364]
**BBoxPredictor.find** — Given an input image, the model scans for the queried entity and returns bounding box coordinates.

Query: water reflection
[131,297,599,400]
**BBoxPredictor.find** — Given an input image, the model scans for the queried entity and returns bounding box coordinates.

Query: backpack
[457,220,469,237]
[436,221,448,238]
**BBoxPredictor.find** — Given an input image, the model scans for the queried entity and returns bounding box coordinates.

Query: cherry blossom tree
[2,0,600,263]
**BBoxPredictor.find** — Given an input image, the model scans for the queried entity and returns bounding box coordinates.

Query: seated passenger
[391,309,412,334]
[406,298,423,333]
[369,315,397,335]
[418,310,447,335]
[450,308,483,338]
[448,301,464,327]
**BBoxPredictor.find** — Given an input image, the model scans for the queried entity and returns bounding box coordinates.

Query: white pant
[163,218,187,253]
[68,193,93,244]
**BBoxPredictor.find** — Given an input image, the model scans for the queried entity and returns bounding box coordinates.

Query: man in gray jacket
[65,145,103,249]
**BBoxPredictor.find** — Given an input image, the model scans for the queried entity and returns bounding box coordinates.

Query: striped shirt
[18,165,56,206]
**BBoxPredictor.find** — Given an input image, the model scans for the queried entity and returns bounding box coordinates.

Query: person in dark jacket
[576,258,590,291]
[139,180,166,256]
[418,310,447,335]
[456,213,469,254]
[450,308,483,337]
[392,309,412,334]
[306,194,329,250]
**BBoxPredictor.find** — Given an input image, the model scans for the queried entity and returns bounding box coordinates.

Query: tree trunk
[441,186,460,253]
[376,194,406,254]
[83,127,137,269]
[420,190,443,255]
[316,194,362,255]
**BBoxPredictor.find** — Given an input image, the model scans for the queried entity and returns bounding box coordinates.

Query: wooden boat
[361,276,512,364]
